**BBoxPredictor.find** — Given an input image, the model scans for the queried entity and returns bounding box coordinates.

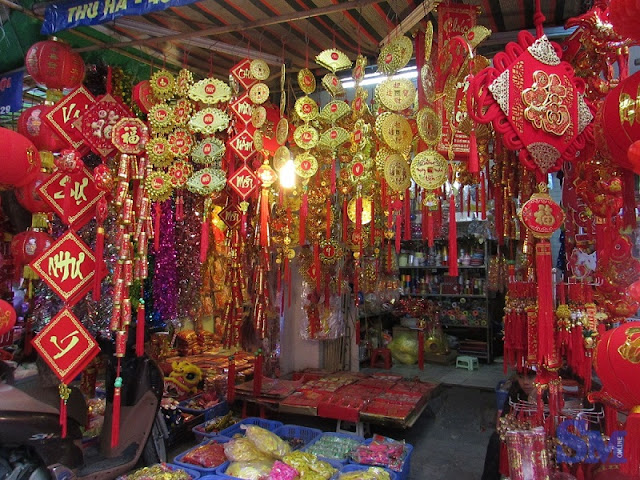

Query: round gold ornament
[375,146,395,170]
[146,136,172,168]
[352,55,367,84]
[176,68,194,98]
[251,106,267,128]
[347,196,373,225]
[377,36,413,75]
[145,170,173,202]
[381,114,413,150]
[374,111,393,140]
[298,68,316,94]
[293,124,319,150]
[295,96,319,122]
[250,59,270,81]
[384,153,411,192]
[424,21,434,61]
[148,103,174,133]
[150,69,175,101]
[376,78,416,112]
[416,107,442,145]
[276,118,289,145]
[249,83,269,104]
[172,98,193,126]
[295,152,318,178]
[168,160,193,188]
[274,146,290,171]
[410,150,448,190]
[253,129,264,151]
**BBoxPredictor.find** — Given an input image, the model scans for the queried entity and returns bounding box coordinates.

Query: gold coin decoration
[410,150,449,190]
[375,146,395,170]
[298,68,316,94]
[253,129,264,151]
[378,36,413,75]
[276,118,289,145]
[251,106,267,128]
[274,146,291,171]
[250,59,270,81]
[294,152,318,178]
[293,124,319,150]
[416,107,442,145]
[381,113,413,150]
[145,170,173,201]
[150,69,175,101]
[424,21,434,61]
[374,111,393,140]
[384,153,411,192]
[148,103,173,133]
[322,74,345,97]
[376,78,416,112]
[249,83,269,104]
[347,196,373,225]
[295,96,319,122]
[352,55,367,84]
[172,98,193,126]
[146,136,172,168]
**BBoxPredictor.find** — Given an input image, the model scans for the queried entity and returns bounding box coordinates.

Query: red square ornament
[44,86,95,152]
[228,130,256,163]
[219,204,242,230]
[230,59,257,90]
[32,308,99,384]
[227,165,258,200]
[38,167,106,229]
[229,91,254,124]
[30,231,97,306]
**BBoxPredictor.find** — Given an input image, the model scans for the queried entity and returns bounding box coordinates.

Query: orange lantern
[17,105,67,153]
[0,128,41,189]
[24,40,85,91]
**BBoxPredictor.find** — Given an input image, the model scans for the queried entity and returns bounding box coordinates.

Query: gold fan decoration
[315,49,352,73]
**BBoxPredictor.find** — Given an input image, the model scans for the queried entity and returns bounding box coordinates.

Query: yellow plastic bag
[338,466,392,480]
[283,451,337,479]
[225,461,274,480]
[242,424,291,459]
[224,436,272,463]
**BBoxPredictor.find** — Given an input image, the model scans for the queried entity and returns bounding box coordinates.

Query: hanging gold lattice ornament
[374,111,393,139]
[380,113,413,151]
[150,69,175,101]
[315,49,352,73]
[251,106,267,128]
[276,118,289,146]
[145,170,173,202]
[249,83,270,104]
[298,68,316,94]
[146,136,173,168]
[148,103,174,133]
[352,87,369,119]
[347,197,372,224]
[168,160,193,188]
[375,146,396,170]
[167,128,193,158]
[353,55,368,85]
[416,107,442,146]
[319,100,351,124]
[319,127,350,150]
[320,239,342,264]
[294,124,319,150]
[424,21,434,61]
[172,98,193,127]
[189,108,230,135]
[376,78,416,112]
[192,137,225,166]
[273,146,291,171]
[384,152,411,192]
[295,152,318,179]
[280,63,286,117]
[189,78,232,104]
[411,150,449,191]
[176,68,194,98]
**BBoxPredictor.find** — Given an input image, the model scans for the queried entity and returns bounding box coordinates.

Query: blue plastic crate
[164,463,202,479]
[337,464,397,480]
[198,476,224,480]
[349,438,413,480]
[218,417,283,438]
[274,424,323,450]
[178,398,229,421]
[173,437,231,475]
[193,414,237,443]
[302,432,365,465]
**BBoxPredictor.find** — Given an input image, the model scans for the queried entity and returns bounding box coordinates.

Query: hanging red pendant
[448,194,458,277]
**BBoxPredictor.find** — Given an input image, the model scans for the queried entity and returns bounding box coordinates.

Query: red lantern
[609,0,640,43]
[15,170,53,213]
[594,322,640,475]
[25,40,85,91]
[10,229,53,267]
[0,128,41,189]
[0,300,16,336]
[17,105,67,152]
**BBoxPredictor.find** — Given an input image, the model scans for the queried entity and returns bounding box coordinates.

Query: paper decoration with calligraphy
[39,167,106,229]
[189,108,230,135]
[112,117,149,155]
[229,130,256,162]
[230,59,257,90]
[32,308,99,383]
[188,78,232,104]
[384,153,411,192]
[187,168,226,195]
[381,114,413,151]
[219,203,242,229]
[377,78,416,112]
[76,94,133,158]
[437,3,478,56]
[192,137,225,165]
[44,86,95,152]
[519,189,565,239]
[30,230,97,306]
[468,32,595,176]
[410,150,448,190]
[230,91,254,124]
[0,300,16,336]
[228,165,258,200]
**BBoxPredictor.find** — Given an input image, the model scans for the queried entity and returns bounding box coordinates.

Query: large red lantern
[0,128,41,189]
[0,300,16,336]
[594,322,640,475]
[17,105,67,152]
[15,170,53,214]
[24,40,85,91]
[10,229,53,268]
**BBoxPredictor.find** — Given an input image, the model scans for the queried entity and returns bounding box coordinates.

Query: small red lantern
[17,105,67,152]
[15,170,53,214]
[0,300,16,336]
[10,229,53,268]
[24,40,85,91]
[0,128,41,189]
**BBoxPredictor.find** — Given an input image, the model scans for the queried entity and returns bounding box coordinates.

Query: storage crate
[218,417,283,438]
[337,464,397,480]
[173,437,231,474]
[302,432,365,465]
[164,463,202,479]
[273,424,322,450]
[178,398,229,421]
[350,439,413,480]
[193,415,238,443]
[197,476,223,480]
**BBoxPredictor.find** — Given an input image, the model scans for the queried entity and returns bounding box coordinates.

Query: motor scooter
[0,343,168,480]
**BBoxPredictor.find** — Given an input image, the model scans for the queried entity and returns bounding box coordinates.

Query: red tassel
[495,187,504,245]
[536,240,555,365]
[200,215,209,263]
[448,194,458,277]
[403,189,411,240]
[330,157,336,194]
[136,300,145,357]
[154,202,161,252]
[622,169,637,229]
[324,274,330,308]
[60,392,67,438]
[342,199,348,243]
[300,193,308,245]
[466,187,471,216]
[326,198,331,240]
[421,203,428,242]
[576,464,585,480]
[395,214,401,254]
[110,379,122,448]
[604,405,618,436]
[227,356,236,403]
[260,189,269,247]
[313,243,320,292]
[93,227,104,301]
[354,264,360,305]
[622,409,640,476]
[176,193,184,222]
[241,209,247,238]
[468,128,479,173]
[480,173,486,220]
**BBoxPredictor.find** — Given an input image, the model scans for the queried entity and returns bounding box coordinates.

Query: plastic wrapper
[387,332,418,365]
[224,436,273,463]
[299,281,346,340]
[225,461,274,480]
[269,460,299,480]
[305,434,362,462]
[283,451,337,479]
[505,428,551,480]
[181,441,227,468]
[117,464,194,480]
[338,467,392,480]
[242,424,291,459]
[351,436,409,472]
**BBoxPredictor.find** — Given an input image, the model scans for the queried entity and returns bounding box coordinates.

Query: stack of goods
[175,330,199,356]
[117,464,196,480]
[178,391,220,413]
[177,438,228,469]
[304,433,364,463]
[197,331,218,351]
[438,299,488,327]
[351,435,412,480]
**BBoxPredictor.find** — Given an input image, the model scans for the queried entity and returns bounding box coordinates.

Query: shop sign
[42,0,203,35]
[556,419,626,464]
[0,71,24,115]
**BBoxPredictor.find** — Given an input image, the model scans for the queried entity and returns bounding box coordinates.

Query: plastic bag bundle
[283,451,337,479]
[338,467,392,480]
[225,461,273,480]
[242,424,292,459]
[224,436,272,463]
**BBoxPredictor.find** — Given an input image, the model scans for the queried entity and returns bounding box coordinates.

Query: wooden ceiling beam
[74,0,384,53]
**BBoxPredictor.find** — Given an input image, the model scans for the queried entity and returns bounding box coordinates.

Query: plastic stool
[456,355,479,371]
[370,347,392,369]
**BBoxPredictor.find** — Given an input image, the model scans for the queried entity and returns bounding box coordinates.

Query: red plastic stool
[370,347,392,369]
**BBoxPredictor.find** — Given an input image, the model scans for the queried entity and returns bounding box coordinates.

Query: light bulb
[280,159,296,189]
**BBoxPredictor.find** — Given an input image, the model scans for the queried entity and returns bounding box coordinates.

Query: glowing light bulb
[280,159,296,189]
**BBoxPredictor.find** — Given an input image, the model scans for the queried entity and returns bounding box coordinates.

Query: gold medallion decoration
[376,78,416,112]
[322,74,345,97]
[416,107,442,145]
[319,127,350,150]
[378,36,413,75]
[150,69,175,101]
[348,156,370,183]
[315,49,352,73]
[249,83,270,104]
[146,136,173,168]
[381,113,413,150]
[384,153,412,192]
[276,118,289,145]
[176,68,194,97]
[273,146,290,171]
[192,137,225,165]
[188,78,232,104]
[251,106,267,128]
[250,59,270,81]
[424,21,434,61]
[293,124,319,150]
[410,150,449,190]
[320,239,341,264]
[319,101,351,123]
[421,64,436,103]
[188,108,230,134]
[280,64,287,117]
[352,87,369,119]
[187,167,227,195]
[145,170,173,202]
[168,160,193,188]
[172,98,193,126]
[253,129,264,151]
[294,152,318,178]
[375,146,395,170]
[352,55,367,84]
[374,111,393,139]
[295,96,319,122]
[347,196,373,225]
[298,68,316,94]
[148,103,174,133]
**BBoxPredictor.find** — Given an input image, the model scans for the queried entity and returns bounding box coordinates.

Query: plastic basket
[495,380,509,411]
[173,437,231,475]
[197,475,224,480]
[164,463,202,479]
[178,398,229,421]
[349,439,413,480]
[218,417,283,438]
[302,432,365,465]
[337,464,398,480]
[193,415,237,443]
[273,424,322,450]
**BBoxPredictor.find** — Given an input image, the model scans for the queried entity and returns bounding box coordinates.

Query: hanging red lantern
[17,105,67,152]
[0,300,16,336]
[0,128,41,189]
[10,229,53,268]
[15,170,53,213]
[24,40,85,91]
